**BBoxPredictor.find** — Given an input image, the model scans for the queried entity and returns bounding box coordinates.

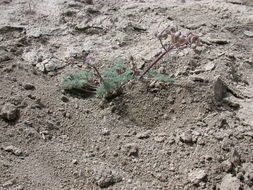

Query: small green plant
[59,72,94,91]
[59,25,200,98]
[96,63,133,98]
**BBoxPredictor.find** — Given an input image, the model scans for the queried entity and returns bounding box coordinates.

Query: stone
[2,145,23,156]
[23,83,35,90]
[101,128,110,136]
[219,174,241,190]
[136,131,151,139]
[205,62,215,71]
[209,38,229,45]
[213,77,228,101]
[0,103,19,121]
[158,67,166,74]
[61,95,69,102]
[122,143,138,157]
[220,160,233,172]
[0,159,12,167]
[189,75,207,83]
[230,149,241,167]
[180,132,193,143]
[36,58,67,72]
[95,167,122,188]
[2,179,16,188]
[244,31,253,38]
[188,169,207,184]
[241,163,253,186]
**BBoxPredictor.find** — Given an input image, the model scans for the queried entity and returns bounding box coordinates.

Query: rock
[219,174,241,190]
[205,62,215,71]
[241,163,253,186]
[136,131,151,139]
[23,83,35,90]
[213,77,228,101]
[244,31,253,38]
[85,0,93,4]
[94,167,122,188]
[189,75,207,83]
[209,38,229,45]
[122,143,139,157]
[75,24,104,35]
[61,95,69,102]
[220,160,233,172]
[36,58,67,72]
[0,103,19,121]
[0,54,11,63]
[158,67,166,74]
[2,178,16,188]
[230,149,241,167]
[0,159,12,167]
[154,136,165,143]
[2,145,23,156]
[188,169,207,184]
[101,128,110,136]
[180,132,193,143]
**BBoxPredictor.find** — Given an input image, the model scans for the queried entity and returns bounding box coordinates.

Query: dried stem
[139,26,200,79]
[93,66,103,81]
[139,48,172,79]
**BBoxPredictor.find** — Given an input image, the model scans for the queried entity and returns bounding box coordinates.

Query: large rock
[188,169,207,185]
[36,58,67,72]
[219,174,241,190]
[94,167,122,188]
[213,77,228,101]
[0,103,19,121]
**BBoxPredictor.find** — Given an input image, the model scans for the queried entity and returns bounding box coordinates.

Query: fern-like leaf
[59,71,94,90]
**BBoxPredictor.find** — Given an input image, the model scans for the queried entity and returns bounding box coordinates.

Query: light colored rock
[220,160,233,172]
[95,167,122,188]
[188,169,207,184]
[180,132,193,143]
[205,62,215,71]
[101,128,110,136]
[3,145,23,156]
[241,163,253,186]
[36,58,67,72]
[244,31,253,38]
[2,179,16,188]
[136,130,151,139]
[219,174,241,190]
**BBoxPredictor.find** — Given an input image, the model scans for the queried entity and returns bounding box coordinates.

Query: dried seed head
[191,35,199,43]
[170,25,178,33]
[174,31,181,38]
[191,44,197,49]
[85,55,97,67]
[178,36,187,45]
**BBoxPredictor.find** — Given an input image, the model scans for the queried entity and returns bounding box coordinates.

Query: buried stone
[0,103,19,121]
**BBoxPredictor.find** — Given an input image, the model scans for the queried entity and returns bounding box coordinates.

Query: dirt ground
[0,0,253,189]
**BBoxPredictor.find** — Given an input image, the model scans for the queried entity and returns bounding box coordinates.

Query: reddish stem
[139,48,172,79]
[93,66,103,81]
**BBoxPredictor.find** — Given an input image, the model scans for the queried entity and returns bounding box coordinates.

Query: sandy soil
[0,0,253,189]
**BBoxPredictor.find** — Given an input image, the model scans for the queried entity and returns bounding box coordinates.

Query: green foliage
[152,74,175,82]
[58,61,174,99]
[96,63,133,98]
[143,68,175,83]
[58,71,94,90]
